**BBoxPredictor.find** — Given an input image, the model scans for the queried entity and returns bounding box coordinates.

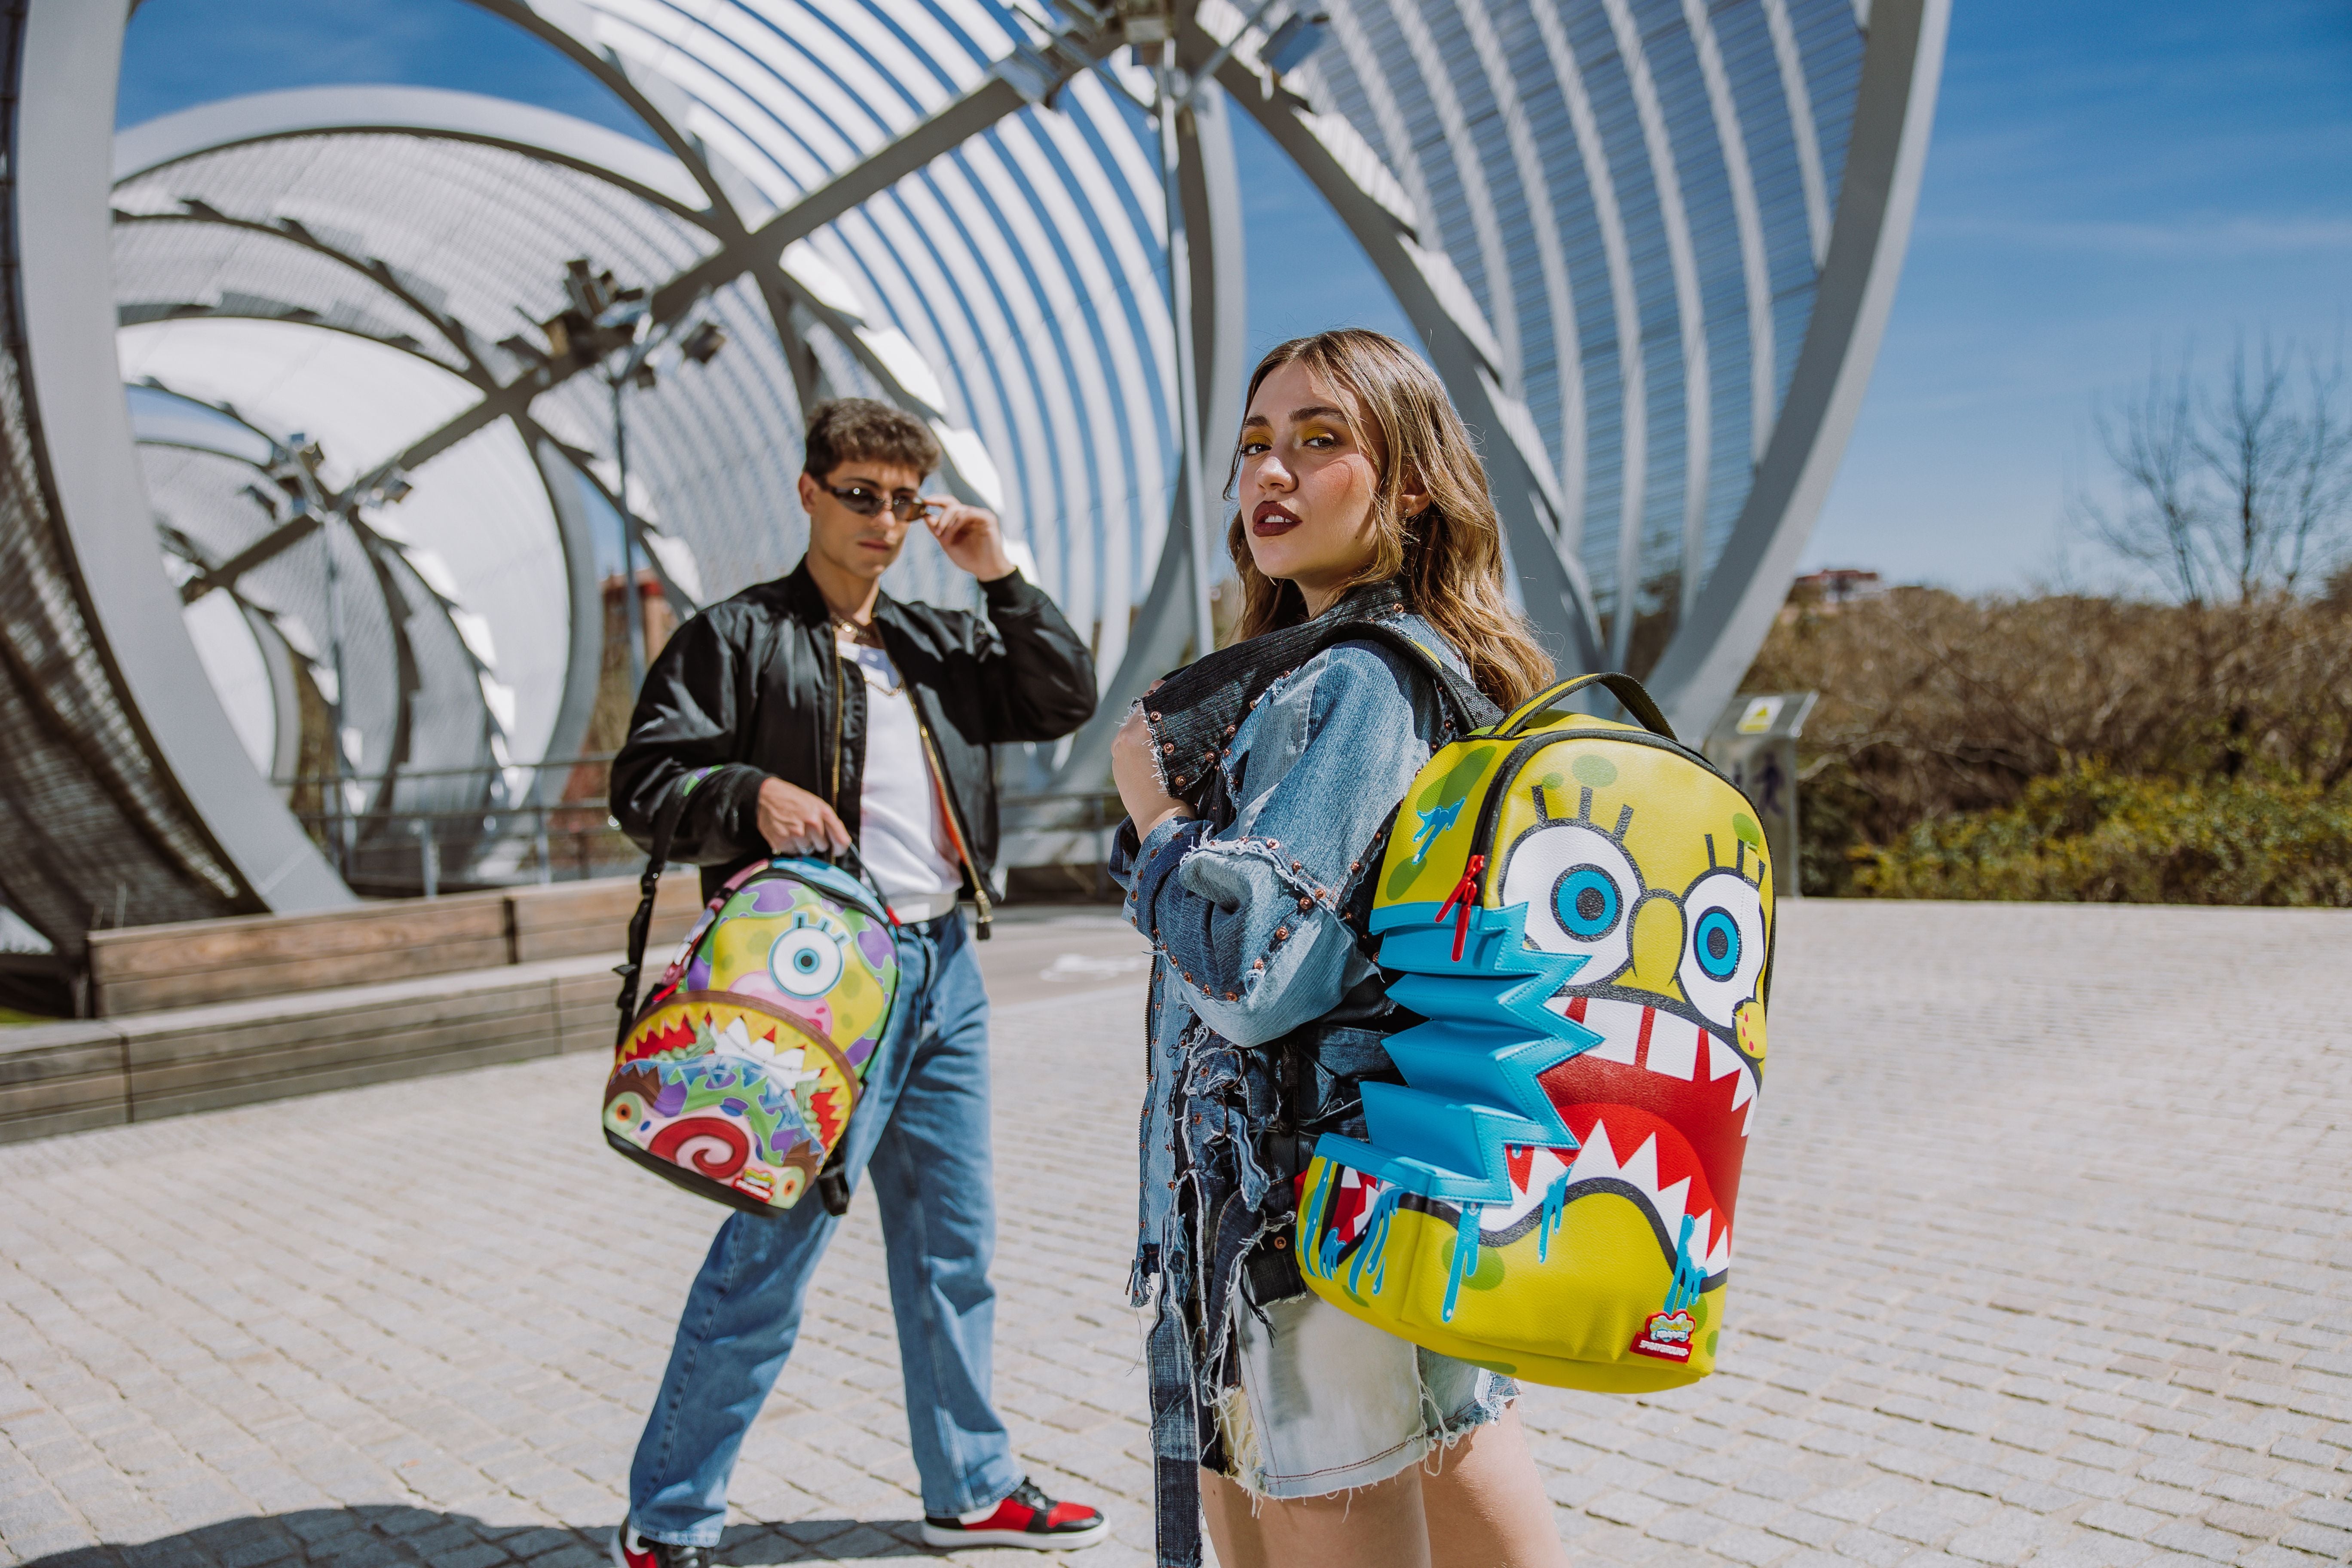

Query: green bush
[1854,763,2352,906]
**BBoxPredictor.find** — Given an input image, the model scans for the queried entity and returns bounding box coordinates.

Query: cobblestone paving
[2,901,2348,1568]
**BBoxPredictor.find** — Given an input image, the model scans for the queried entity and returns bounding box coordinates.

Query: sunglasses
[823,482,941,524]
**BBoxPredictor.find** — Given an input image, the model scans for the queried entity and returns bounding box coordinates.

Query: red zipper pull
[1434,854,1486,961]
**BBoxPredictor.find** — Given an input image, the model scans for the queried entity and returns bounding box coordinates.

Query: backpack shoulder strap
[1306,619,1503,737]
[614,784,693,1048]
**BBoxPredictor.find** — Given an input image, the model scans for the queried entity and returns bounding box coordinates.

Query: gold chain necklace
[833,616,900,694]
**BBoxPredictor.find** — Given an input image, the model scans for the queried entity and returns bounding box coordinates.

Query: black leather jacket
[609,560,1097,931]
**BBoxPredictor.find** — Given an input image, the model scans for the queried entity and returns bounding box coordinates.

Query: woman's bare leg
[1419,1405,1568,1568]
[1201,1470,1268,1568]
[1201,1465,1432,1568]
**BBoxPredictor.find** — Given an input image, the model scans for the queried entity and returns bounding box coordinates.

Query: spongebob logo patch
[1630,1309,1698,1362]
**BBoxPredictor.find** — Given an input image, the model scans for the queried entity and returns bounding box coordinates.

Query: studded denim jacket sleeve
[1123,637,1448,1041]
[1109,622,1462,1299]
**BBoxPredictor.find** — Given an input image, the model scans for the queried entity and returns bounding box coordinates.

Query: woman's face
[1237,361,1414,613]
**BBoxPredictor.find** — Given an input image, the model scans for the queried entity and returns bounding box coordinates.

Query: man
[607,400,1106,1565]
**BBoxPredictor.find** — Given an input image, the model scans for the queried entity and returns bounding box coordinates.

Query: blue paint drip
[1442,1202,1482,1323]
[1302,1161,1339,1280]
[1346,1186,1402,1296]
[1663,1213,1705,1314]
[1538,1170,1570,1262]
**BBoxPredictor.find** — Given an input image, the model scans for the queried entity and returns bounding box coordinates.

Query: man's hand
[1112,704,1191,841]
[925,499,1016,582]
[757,776,850,855]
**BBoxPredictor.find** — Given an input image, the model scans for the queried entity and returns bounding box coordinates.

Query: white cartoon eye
[1500,823,1642,982]
[1677,870,1765,1028]
[769,926,845,997]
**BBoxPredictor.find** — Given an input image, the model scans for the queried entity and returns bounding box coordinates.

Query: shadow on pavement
[19,1504,946,1566]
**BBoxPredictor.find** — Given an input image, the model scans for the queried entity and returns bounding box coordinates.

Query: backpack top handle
[1495,671,1676,742]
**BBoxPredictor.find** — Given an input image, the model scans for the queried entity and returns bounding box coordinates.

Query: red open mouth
[1517,993,1758,1275]
[1313,995,1761,1285]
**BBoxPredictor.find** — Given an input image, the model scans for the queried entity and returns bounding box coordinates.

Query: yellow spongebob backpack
[1298,671,1773,1391]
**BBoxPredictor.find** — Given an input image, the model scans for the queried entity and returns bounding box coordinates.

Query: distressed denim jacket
[1107,609,1471,1566]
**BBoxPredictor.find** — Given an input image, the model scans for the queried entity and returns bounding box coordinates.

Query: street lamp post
[1135,0,1323,658]
[1152,38,1217,664]
[537,260,726,698]
[608,337,653,698]
[282,434,355,875]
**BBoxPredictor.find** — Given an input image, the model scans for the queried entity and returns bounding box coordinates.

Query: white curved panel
[184,590,278,777]
[115,320,565,764]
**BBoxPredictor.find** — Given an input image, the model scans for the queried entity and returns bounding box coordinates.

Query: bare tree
[2079,336,2352,605]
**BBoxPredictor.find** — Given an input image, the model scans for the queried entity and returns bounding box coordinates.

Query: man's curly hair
[802,398,940,481]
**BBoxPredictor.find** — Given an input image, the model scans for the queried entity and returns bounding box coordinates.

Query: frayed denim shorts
[1212,1292,1516,1500]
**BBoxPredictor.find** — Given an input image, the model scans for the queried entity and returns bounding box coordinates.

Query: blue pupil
[1694,910,1741,980]
[1553,867,1620,940]
[793,947,822,972]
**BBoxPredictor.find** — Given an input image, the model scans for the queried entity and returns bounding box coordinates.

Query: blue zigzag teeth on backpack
[1305,901,1603,1292]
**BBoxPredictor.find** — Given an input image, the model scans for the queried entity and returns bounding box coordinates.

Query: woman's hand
[1112,705,1191,839]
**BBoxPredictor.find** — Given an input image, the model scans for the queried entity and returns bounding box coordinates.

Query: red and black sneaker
[919,1478,1109,1551]
[610,1521,712,1568]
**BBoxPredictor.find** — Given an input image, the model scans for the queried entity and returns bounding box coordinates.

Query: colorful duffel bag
[606,833,900,1217]
[1298,672,1773,1392]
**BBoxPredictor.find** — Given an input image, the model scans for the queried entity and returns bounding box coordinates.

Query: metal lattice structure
[0,0,1943,963]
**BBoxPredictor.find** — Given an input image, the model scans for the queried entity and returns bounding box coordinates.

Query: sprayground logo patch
[1629,1308,1697,1362]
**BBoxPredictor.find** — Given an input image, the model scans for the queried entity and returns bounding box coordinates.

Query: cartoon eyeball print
[1496,760,1770,1030]
[1675,870,1765,1029]
[769,911,848,997]
[1499,821,1641,984]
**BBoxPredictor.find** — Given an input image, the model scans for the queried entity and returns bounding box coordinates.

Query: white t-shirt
[844,637,962,903]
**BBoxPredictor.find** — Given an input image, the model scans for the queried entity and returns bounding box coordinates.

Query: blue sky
[120,0,2352,593]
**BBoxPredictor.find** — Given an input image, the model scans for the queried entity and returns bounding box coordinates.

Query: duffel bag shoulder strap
[614,785,693,1048]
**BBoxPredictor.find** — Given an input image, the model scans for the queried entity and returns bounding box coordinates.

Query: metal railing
[276,755,634,894]
[269,758,1128,895]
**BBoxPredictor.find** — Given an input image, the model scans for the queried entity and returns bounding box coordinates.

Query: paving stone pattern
[2,901,2348,1567]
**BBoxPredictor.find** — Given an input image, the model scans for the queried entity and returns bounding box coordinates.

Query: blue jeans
[628,912,1020,1545]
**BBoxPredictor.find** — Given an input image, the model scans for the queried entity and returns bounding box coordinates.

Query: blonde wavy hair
[1223,328,1554,712]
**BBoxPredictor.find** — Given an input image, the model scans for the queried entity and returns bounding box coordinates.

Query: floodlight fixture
[1261,11,1329,76]
[1114,0,1171,45]
[680,319,728,366]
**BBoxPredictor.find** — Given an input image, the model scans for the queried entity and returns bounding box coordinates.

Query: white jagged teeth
[1567,1118,1619,1183]
[1550,995,1640,1064]
[1706,1032,1742,1080]
[1480,1145,1572,1234]
[1701,1216,1733,1272]
[1646,1014,1700,1081]
[1618,1132,1662,1200]
[1652,1175,1692,1235]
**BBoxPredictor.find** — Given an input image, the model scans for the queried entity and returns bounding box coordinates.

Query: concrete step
[2,897,1154,1147]
[0,952,626,1145]
[86,873,705,1014]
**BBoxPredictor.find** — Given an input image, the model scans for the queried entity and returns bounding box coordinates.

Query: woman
[1107,330,1571,1568]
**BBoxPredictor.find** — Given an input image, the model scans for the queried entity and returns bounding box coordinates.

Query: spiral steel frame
[0,0,1940,961]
